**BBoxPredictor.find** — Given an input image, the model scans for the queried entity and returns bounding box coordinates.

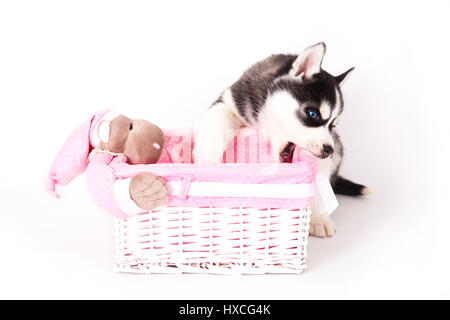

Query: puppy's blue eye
[307,109,319,119]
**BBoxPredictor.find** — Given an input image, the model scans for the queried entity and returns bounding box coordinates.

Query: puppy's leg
[309,207,336,238]
[269,133,285,163]
[193,100,243,163]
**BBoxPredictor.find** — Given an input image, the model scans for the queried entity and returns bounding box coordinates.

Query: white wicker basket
[110,128,317,275]
[114,206,311,274]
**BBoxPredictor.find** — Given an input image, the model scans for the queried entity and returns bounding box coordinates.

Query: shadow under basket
[114,206,311,275]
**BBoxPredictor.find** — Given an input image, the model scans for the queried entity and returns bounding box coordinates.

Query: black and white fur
[193,43,368,237]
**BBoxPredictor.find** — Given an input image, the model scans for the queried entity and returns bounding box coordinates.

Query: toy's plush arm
[128,173,169,210]
[86,153,168,218]
[114,173,168,214]
[85,153,127,218]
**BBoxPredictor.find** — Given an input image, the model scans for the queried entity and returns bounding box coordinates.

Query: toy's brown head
[96,114,164,164]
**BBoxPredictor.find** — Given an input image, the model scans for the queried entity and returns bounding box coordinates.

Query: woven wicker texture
[113,128,314,274]
[115,206,311,274]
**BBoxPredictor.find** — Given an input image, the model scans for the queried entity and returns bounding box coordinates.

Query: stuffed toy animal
[46,111,338,219]
[45,110,169,216]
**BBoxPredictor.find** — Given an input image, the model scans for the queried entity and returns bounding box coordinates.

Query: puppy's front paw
[193,131,226,163]
[309,212,336,238]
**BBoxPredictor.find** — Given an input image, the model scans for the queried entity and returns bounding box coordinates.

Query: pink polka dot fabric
[45,109,111,198]
[85,128,317,218]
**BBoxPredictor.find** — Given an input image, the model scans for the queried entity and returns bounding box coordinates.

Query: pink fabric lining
[85,128,317,218]
[158,128,298,164]
[110,162,315,211]
[45,110,318,218]
[112,162,316,184]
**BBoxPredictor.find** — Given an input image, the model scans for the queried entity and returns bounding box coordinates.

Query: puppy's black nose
[321,144,334,158]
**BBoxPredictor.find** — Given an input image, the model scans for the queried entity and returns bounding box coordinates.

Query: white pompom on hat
[89,110,120,148]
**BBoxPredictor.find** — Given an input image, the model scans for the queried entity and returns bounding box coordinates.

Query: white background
[1,0,449,299]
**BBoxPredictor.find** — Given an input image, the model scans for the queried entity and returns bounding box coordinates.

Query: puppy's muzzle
[321,144,334,158]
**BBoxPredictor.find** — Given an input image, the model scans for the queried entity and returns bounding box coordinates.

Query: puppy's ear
[290,42,326,79]
[335,67,354,85]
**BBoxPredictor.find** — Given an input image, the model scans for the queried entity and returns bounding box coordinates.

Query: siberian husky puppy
[193,43,368,237]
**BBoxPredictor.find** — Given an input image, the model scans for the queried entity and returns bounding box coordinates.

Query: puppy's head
[265,43,353,159]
